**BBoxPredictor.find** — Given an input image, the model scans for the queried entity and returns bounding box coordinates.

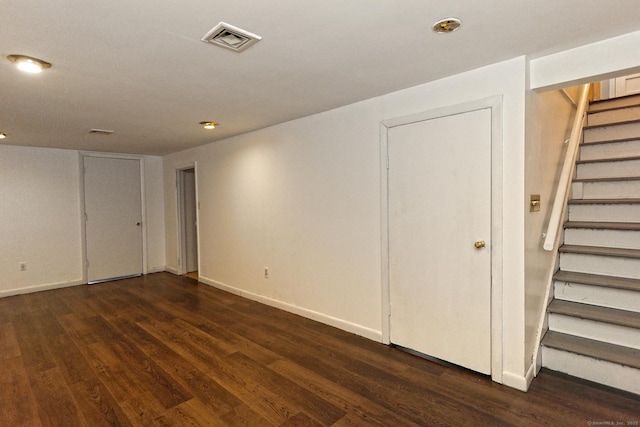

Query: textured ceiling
[2,0,640,155]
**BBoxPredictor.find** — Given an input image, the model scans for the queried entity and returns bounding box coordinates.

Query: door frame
[79,152,147,284]
[175,162,200,276]
[380,96,504,383]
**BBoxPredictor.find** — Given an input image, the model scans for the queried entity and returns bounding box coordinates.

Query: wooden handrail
[543,84,591,251]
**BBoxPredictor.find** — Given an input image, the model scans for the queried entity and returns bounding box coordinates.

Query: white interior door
[388,108,492,374]
[615,73,640,97]
[84,156,143,283]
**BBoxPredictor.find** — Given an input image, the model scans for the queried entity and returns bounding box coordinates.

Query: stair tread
[581,136,640,146]
[565,221,640,231]
[542,331,640,369]
[584,117,640,130]
[568,198,640,205]
[589,94,640,111]
[573,176,640,183]
[588,103,640,115]
[559,244,640,259]
[576,155,640,165]
[548,299,640,329]
[554,270,640,292]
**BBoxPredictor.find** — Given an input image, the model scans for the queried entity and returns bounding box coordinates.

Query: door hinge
[386,156,389,169]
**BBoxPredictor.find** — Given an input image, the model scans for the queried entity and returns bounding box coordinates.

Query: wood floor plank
[0,356,40,426]
[220,403,274,426]
[223,351,346,425]
[28,367,82,426]
[118,391,167,426]
[153,398,228,426]
[69,378,133,427]
[278,412,324,427]
[114,318,243,415]
[0,322,21,359]
[1,272,638,426]
[12,314,57,372]
[269,359,422,427]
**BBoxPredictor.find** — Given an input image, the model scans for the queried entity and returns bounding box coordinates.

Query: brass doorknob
[474,240,486,249]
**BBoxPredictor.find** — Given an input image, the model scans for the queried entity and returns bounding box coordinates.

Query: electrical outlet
[264,267,269,278]
[20,262,26,271]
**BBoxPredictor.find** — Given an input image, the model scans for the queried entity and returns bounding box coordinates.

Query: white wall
[0,145,165,296]
[0,145,84,293]
[143,156,167,273]
[524,89,576,373]
[164,56,529,388]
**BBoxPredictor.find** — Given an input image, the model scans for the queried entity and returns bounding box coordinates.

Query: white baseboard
[165,266,178,275]
[198,276,382,342]
[502,370,530,392]
[0,279,84,298]
[146,266,167,274]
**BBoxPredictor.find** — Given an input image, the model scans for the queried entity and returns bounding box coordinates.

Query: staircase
[541,94,640,395]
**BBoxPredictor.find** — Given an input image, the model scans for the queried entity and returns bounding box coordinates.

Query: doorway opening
[177,167,199,278]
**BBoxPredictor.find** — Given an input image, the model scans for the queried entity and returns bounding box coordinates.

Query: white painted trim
[502,370,530,392]
[0,279,83,298]
[140,159,149,274]
[147,267,166,274]
[379,121,391,345]
[77,152,88,284]
[380,96,504,384]
[175,162,198,276]
[198,275,383,342]
[165,266,179,275]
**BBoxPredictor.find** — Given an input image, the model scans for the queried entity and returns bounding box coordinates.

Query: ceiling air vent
[201,22,262,52]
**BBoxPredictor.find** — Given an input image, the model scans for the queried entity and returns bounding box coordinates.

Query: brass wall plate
[530,195,541,212]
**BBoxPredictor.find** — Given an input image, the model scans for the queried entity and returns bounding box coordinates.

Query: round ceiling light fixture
[199,121,218,129]
[7,54,52,73]
[432,18,462,34]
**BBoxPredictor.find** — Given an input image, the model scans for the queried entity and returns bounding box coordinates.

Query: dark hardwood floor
[0,273,638,426]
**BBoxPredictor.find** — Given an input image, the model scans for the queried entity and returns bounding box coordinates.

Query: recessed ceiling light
[7,54,52,73]
[0,133,7,139]
[432,18,462,34]
[200,121,218,129]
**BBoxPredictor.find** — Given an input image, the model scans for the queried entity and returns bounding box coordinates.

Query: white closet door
[388,108,492,374]
[84,156,143,283]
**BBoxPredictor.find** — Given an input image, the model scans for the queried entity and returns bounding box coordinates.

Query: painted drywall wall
[0,145,84,293]
[164,56,529,388]
[524,89,576,373]
[0,145,165,296]
[143,156,166,273]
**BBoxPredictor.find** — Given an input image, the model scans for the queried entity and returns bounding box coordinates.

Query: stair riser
[576,158,640,179]
[548,314,640,350]
[580,139,640,161]
[564,228,640,250]
[542,347,640,395]
[568,203,640,222]
[584,122,640,143]
[554,282,640,313]
[572,180,640,199]
[589,96,640,112]
[587,106,640,126]
[559,253,640,279]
